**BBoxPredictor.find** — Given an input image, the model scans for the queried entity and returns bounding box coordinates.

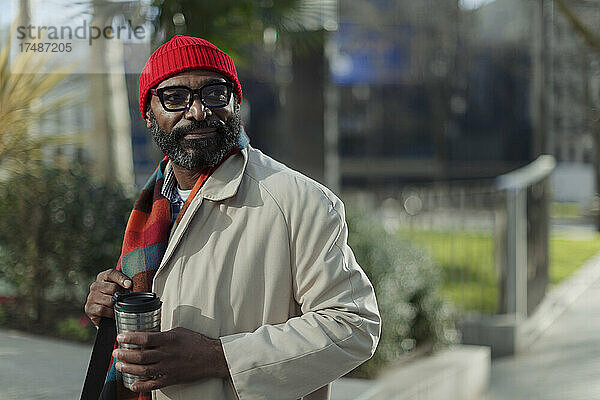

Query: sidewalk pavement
[485,254,600,400]
[0,328,91,399]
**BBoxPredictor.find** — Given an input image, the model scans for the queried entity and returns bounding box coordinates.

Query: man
[85,35,380,400]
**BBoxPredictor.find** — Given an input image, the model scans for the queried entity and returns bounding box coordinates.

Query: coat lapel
[154,147,249,278]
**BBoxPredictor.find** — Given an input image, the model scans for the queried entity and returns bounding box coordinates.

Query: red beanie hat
[139,35,242,120]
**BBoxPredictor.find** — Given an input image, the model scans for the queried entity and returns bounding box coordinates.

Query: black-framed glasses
[151,82,233,112]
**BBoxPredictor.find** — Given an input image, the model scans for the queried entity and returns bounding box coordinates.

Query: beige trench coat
[151,145,381,400]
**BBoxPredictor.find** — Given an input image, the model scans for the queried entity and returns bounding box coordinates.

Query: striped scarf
[100,148,239,400]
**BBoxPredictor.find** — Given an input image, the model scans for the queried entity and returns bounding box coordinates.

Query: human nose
[184,94,211,121]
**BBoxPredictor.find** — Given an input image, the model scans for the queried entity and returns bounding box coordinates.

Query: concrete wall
[550,162,595,204]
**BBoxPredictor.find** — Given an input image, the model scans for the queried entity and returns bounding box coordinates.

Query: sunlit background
[1,0,600,399]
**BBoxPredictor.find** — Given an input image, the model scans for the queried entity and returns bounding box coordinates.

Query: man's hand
[113,327,230,392]
[84,269,132,326]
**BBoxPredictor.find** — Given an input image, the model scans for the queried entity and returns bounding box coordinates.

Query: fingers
[84,302,114,324]
[90,280,118,296]
[84,289,114,326]
[129,376,168,392]
[117,331,167,348]
[100,269,132,290]
[113,349,164,365]
[85,268,131,325]
[90,281,123,296]
[116,361,160,380]
[87,292,115,312]
[113,346,170,391]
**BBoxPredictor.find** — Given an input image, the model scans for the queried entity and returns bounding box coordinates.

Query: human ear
[145,108,151,128]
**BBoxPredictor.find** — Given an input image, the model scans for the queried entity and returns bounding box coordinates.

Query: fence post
[505,188,528,318]
[497,155,555,319]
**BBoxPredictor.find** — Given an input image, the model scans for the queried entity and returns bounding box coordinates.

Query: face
[146,70,241,170]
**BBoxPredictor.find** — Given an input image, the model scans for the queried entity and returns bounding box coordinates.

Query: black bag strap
[80,317,117,400]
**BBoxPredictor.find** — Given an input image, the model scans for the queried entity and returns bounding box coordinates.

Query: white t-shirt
[176,186,192,202]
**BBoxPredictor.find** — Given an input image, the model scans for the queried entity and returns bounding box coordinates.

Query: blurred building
[1,0,157,188]
[274,0,598,205]
[244,0,474,193]
[546,0,600,204]
[322,0,543,195]
[444,0,600,206]
[331,0,463,190]
[7,0,599,202]
[238,1,337,187]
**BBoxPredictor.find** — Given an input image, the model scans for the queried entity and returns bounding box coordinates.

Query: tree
[555,0,600,230]
[152,0,326,63]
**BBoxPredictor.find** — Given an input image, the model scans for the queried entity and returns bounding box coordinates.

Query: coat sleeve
[219,186,381,400]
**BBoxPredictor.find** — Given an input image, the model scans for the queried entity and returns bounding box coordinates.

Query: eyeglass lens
[161,84,229,109]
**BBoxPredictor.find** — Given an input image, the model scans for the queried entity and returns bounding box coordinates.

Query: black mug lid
[113,292,161,313]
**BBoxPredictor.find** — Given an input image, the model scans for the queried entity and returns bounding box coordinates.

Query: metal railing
[379,155,556,318]
[496,155,556,318]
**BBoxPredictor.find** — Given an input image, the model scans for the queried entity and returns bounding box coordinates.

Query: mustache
[172,119,226,139]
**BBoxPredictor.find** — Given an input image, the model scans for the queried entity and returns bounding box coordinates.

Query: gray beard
[148,109,241,170]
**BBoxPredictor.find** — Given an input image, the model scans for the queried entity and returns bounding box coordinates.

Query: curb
[460,251,600,357]
[331,345,490,400]
[518,250,600,350]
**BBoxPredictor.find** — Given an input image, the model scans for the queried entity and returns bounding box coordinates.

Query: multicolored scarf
[100,147,240,400]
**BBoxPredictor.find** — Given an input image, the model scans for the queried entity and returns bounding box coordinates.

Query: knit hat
[138,35,242,120]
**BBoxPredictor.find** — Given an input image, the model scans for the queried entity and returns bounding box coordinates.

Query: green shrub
[0,164,133,329]
[551,202,581,219]
[347,209,458,377]
[56,316,95,342]
[0,305,6,326]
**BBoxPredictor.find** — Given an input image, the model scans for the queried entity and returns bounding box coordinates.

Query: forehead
[157,70,227,88]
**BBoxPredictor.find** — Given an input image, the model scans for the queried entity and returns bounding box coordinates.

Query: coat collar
[198,145,248,201]
[163,145,248,202]
[155,146,249,280]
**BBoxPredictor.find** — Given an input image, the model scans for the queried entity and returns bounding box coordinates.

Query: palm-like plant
[0,28,73,175]
[72,0,333,64]
[556,0,600,52]
[153,0,334,63]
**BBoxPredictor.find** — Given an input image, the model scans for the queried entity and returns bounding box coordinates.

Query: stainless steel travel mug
[113,292,162,390]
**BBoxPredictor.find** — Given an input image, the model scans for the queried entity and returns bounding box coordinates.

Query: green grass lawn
[550,234,600,284]
[399,230,600,313]
[550,202,582,219]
